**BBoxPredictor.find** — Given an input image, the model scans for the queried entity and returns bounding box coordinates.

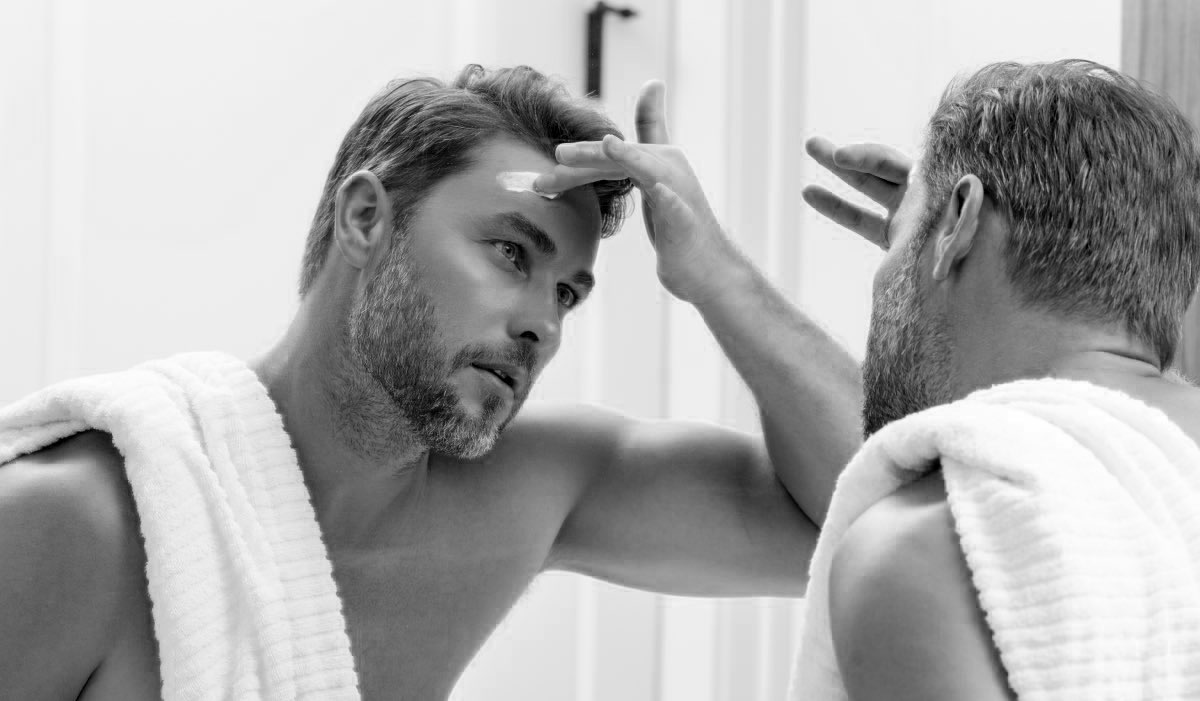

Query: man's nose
[509,289,562,352]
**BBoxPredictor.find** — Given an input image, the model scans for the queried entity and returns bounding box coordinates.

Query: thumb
[635,80,670,145]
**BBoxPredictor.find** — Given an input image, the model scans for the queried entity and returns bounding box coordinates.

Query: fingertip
[801,184,836,209]
[602,134,627,156]
[805,135,832,156]
[532,173,555,193]
[641,79,667,100]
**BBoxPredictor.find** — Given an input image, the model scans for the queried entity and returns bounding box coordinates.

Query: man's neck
[952,314,1164,401]
[250,308,431,548]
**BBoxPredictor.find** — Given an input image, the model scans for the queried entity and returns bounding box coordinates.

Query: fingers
[556,137,672,189]
[805,137,903,207]
[635,80,671,145]
[533,165,626,194]
[830,142,912,184]
[601,135,672,188]
[802,184,887,249]
[555,141,609,165]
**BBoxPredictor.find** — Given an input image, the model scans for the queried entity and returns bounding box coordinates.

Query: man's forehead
[436,137,604,237]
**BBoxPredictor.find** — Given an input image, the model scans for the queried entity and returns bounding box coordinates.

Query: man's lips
[470,363,520,394]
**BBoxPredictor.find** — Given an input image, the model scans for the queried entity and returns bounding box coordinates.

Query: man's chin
[422,406,509,460]
[431,425,501,460]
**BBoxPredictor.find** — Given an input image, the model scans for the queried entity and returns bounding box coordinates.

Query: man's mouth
[471,364,516,392]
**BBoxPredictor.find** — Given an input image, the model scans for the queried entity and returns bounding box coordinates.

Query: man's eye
[492,240,522,265]
[557,285,578,309]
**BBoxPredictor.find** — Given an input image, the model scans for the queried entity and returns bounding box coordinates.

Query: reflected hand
[534,81,735,305]
[801,137,911,249]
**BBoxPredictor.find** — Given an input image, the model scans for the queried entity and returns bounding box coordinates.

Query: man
[0,65,861,699]
[796,60,1200,699]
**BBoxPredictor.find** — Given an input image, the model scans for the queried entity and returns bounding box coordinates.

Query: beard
[861,223,953,438]
[337,237,535,460]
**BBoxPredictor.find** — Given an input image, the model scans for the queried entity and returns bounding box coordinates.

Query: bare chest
[332,511,555,700]
[80,517,552,701]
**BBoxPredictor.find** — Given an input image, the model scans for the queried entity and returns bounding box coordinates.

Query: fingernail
[556,143,577,159]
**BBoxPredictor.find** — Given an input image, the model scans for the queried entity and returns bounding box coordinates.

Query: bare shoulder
[829,471,1015,701]
[0,430,147,698]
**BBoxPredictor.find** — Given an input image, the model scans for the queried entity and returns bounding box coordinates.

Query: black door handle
[586,2,639,98]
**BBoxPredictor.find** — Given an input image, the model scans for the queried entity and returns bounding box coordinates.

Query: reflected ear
[333,170,391,270]
[931,174,984,282]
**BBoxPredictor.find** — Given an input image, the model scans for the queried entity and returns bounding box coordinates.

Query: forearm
[693,247,862,526]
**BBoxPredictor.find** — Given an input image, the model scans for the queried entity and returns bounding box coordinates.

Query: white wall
[0,1,1122,699]
[799,0,1124,358]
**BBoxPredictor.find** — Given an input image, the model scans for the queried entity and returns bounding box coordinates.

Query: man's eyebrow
[496,212,557,256]
[572,270,596,296]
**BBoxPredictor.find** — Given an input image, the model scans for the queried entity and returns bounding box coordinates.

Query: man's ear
[931,174,984,282]
[333,170,391,270]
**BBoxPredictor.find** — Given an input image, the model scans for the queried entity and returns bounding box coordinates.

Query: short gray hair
[921,59,1200,367]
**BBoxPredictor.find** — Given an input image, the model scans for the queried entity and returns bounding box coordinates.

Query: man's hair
[299,64,634,295]
[920,59,1200,368]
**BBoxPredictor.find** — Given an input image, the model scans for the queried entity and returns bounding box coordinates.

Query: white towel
[0,352,360,701]
[789,378,1200,701]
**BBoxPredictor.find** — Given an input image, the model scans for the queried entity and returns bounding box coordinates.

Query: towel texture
[0,352,360,700]
[789,378,1200,701]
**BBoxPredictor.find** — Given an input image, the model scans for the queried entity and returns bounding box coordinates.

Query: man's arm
[536,403,815,596]
[828,474,1016,701]
[0,432,141,699]
[689,245,860,528]
[537,83,863,534]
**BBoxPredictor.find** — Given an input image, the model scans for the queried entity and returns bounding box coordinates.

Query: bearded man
[0,65,861,700]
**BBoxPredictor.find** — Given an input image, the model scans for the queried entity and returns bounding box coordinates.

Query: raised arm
[538,403,815,596]
[536,83,862,530]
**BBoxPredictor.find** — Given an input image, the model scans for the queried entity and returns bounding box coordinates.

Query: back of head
[299,65,634,296]
[920,59,1200,368]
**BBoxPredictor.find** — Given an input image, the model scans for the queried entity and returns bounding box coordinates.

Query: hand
[534,81,736,305]
[802,137,912,249]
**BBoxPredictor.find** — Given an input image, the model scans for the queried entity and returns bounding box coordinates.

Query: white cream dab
[496,171,560,200]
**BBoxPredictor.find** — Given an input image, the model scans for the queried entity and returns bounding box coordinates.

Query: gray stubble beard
[333,238,512,463]
[861,233,953,438]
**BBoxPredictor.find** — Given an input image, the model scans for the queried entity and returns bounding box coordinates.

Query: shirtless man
[0,66,861,699]
[802,59,1200,699]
